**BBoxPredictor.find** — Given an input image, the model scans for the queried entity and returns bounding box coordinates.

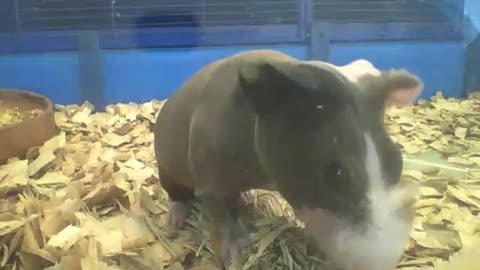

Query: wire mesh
[13,0,300,31]
[312,0,452,23]
[0,0,466,49]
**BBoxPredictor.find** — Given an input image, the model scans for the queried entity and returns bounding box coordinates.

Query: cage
[0,1,479,270]
[0,0,476,106]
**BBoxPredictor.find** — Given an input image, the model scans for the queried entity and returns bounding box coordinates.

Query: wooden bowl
[0,89,59,165]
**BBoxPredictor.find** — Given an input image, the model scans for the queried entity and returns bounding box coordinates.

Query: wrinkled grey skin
[154,50,422,270]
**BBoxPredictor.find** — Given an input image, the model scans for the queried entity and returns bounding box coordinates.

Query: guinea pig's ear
[238,61,340,115]
[359,69,423,109]
[382,70,423,108]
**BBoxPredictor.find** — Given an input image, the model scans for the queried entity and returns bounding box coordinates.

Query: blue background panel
[0,42,465,106]
[103,45,308,104]
[0,52,80,105]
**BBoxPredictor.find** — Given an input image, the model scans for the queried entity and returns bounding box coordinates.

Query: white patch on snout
[345,133,412,270]
[296,132,413,270]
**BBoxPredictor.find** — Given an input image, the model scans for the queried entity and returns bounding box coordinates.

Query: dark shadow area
[0,0,16,32]
[132,9,201,48]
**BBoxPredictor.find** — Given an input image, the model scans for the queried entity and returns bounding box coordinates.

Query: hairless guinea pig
[153,50,423,270]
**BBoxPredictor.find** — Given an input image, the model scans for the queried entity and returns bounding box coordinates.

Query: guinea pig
[153,49,422,270]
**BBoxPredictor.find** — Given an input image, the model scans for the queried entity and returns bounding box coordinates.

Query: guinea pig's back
[153,50,297,191]
[153,58,226,188]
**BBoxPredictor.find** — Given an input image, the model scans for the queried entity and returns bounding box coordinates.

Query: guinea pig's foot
[213,226,248,270]
[236,235,253,250]
[218,240,243,270]
[168,201,191,231]
[231,227,252,251]
[234,219,253,249]
[224,230,254,269]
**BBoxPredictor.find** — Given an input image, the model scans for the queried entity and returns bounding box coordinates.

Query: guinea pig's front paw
[236,234,253,249]
[167,201,191,231]
[218,241,242,270]
[234,218,254,249]
[214,226,252,270]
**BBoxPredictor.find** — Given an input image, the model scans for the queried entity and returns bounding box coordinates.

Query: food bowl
[0,89,59,164]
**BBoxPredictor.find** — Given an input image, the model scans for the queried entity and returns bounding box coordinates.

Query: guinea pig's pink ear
[381,70,423,108]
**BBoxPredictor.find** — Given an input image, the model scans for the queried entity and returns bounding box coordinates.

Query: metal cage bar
[310,0,464,42]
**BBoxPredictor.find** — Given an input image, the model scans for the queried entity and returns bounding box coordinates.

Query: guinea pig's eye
[324,161,351,190]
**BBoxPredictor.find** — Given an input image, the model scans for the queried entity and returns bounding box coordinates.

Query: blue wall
[0,52,80,104]
[103,45,308,105]
[0,40,466,107]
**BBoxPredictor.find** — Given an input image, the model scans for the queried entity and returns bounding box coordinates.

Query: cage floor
[1,92,479,270]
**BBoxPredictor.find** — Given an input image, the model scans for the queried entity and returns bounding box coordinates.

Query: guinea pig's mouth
[294,205,412,270]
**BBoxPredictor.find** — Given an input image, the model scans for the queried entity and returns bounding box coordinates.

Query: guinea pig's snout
[295,204,412,270]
